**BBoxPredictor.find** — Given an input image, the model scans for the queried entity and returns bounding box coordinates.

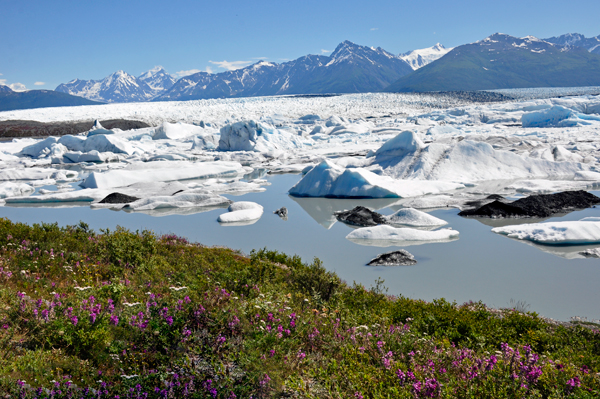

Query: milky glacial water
[1,173,599,322]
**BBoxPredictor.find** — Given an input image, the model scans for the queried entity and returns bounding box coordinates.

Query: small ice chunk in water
[218,201,264,224]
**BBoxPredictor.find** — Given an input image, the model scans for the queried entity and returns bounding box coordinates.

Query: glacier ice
[492,219,600,245]
[218,120,304,154]
[80,161,247,189]
[289,160,464,198]
[123,193,231,212]
[346,225,459,247]
[385,207,448,227]
[217,201,264,224]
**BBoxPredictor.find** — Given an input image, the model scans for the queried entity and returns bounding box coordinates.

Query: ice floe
[81,161,247,189]
[346,225,459,247]
[289,160,463,198]
[0,182,34,198]
[492,219,600,245]
[217,201,264,225]
[123,193,231,212]
[385,208,448,227]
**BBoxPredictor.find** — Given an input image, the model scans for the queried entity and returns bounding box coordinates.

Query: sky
[1,0,600,91]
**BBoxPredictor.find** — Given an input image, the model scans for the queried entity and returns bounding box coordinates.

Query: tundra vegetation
[0,218,598,398]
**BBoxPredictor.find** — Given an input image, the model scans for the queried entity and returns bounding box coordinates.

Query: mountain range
[56,41,417,103]
[4,32,600,112]
[385,33,600,92]
[55,67,176,103]
[0,86,101,112]
[544,33,600,55]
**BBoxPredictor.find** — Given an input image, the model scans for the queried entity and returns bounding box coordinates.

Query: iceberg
[289,160,463,198]
[521,106,574,127]
[492,219,600,245]
[0,168,78,182]
[385,208,448,227]
[373,131,588,182]
[80,161,247,189]
[0,182,34,198]
[218,120,304,153]
[217,201,264,225]
[153,122,205,140]
[123,193,232,211]
[4,188,109,204]
[20,137,58,158]
[346,225,459,247]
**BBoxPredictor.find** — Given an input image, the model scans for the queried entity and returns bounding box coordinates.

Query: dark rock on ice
[274,207,288,219]
[459,190,600,218]
[334,206,388,227]
[99,192,140,204]
[463,194,507,210]
[368,250,417,266]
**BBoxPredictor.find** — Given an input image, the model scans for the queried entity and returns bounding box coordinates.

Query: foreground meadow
[0,218,598,398]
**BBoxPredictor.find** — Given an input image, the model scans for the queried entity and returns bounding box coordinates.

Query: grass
[0,217,598,398]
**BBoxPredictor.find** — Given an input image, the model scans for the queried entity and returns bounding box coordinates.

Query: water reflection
[347,235,459,248]
[493,235,600,259]
[121,203,230,217]
[289,196,402,229]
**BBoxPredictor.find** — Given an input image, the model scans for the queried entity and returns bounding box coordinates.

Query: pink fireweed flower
[259,374,271,387]
[566,376,581,390]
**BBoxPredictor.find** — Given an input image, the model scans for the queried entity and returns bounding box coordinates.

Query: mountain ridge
[385,33,600,93]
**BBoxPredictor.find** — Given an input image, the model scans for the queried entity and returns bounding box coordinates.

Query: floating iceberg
[492,219,600,245]
[385,208,448,227]
[289,160,463,198]
[81,161,247,189]
[123,193,231,211]
[346,225,459,247]
[217,201,264,225]
[373,131,588,182]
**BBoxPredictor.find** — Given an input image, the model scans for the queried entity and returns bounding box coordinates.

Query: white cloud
[9,83,27,92]
[205,66,214,74]
[174,69,203,78]
[209,60,252,71]
[321,49,331,54]
[34,81,45,86]
[371,28,379,31]
[0,78,27,91]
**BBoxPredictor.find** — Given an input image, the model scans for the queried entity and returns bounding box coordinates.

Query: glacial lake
[1,173,599,322]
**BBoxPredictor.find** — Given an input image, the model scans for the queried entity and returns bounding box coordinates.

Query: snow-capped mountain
[386,33,600,92]
[55,68,176,103]
[544,33,600,55]
[0,85,13,93]
[137,66,176,95]
[156,40,413,101]
[400,43,453,70]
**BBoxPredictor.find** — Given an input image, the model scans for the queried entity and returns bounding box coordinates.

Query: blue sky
[1,0,599,91]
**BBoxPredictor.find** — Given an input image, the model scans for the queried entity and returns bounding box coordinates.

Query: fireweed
[0,219,598,398]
